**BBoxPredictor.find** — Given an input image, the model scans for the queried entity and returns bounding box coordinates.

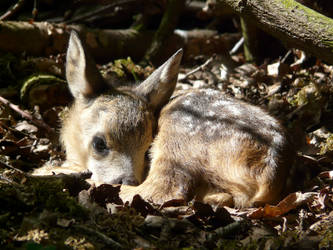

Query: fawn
[41,31,295,207]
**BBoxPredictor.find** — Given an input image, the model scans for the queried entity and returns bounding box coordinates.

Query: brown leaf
[276,192,316,215]
[160,199,186,209]
[248,192,316,219]
[192,201,214,218]
[130,194,159,217]
[89,184,123,207]
[247,207,264,219]
[319,171,333,180]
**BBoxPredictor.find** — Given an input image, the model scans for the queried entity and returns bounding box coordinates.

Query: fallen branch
[0,21,240,63]
[178,56,215,83]
[0,0,26,21]
[73,225,122,248]
[0,95,55,136]
[205,0,333,64]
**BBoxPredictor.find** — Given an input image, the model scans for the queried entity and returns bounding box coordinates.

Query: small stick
[0,159,26,174]
[66,0,137,24]
[178,56,214,83]
[229,37,244,55]
[73,225,122,248]
[0,0,26,21]
[0,95,55,135]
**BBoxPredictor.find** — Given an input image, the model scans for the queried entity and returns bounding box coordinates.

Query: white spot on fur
[183,115,194,123]
[272,133,284,147]
[182,99,192,106]
[203,88,217,96]
[212,99,230,107]
[207,110,216,117]
[227,105,242,116]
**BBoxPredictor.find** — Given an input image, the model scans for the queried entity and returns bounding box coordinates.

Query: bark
[206,0,333,64]
[0,21,240,63]
[240,17,259,63]
[143,0,186,66]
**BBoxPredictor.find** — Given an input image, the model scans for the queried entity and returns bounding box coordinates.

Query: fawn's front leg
[119,159,196,204]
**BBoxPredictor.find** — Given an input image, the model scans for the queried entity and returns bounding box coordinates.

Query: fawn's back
[57,32,294,207]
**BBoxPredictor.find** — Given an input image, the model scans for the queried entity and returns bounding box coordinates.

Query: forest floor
[1,48,333,249]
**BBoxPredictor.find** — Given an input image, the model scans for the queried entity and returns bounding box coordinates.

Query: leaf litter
[1,49,333,249]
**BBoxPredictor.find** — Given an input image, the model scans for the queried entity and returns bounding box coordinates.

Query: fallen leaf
[248,192,316,219]
[130,194,159,217]
[160,199,186,209]
[89,184,123,207]
[15,121,38,134]
[247,207,264,219]
[319,171,333,180]
[57,218,75,228]
[267,61,289,77]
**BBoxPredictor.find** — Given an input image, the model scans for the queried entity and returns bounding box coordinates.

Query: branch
[0,95,55,136]
[178,56,215,83]
[206,0,333,64]
[0,0,26,21]
[0,21,240,63]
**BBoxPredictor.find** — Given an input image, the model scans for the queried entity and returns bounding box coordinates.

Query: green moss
[20,74,65,102]
[109,57,143,81]
[288,82,317,107]
[29,178,87,217]
[323,40,333,53]
[20,74,69,109]
[281,0,333,33]
[319,227,333,249]
[281,0,325,17]
[320,134,333,155]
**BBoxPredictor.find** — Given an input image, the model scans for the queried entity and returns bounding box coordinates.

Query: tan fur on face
[61,92,154,185]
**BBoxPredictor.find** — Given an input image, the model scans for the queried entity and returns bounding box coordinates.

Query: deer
[34,31,295,208]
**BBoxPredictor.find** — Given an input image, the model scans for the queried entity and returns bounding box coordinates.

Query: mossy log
[206,0,333,64]
[0,21,240,63]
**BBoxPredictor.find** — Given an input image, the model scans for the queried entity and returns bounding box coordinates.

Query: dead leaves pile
[0,101,63,172]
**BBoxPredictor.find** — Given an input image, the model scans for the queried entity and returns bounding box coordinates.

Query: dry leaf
[248,192,316,219]
[319,171,333,180]
[267,61,289,77]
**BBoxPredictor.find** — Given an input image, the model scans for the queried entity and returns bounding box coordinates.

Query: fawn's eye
[92,136,109,155]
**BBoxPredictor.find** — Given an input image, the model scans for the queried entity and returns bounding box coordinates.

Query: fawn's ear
[66,31,108,100]
[135,49,183,112]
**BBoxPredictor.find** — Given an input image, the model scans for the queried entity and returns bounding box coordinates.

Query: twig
[65,0,139,24]
[0,175,14,183]
[73,225,123,248]
[0,159,26,174]
[1,159,91,195]
[0,95,55,136]
[178,56,214,83]
[32,171,92,181]
[229,37,244,55]
[0,0,26,21]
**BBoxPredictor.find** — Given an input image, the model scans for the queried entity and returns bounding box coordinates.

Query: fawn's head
[61,31,182,185]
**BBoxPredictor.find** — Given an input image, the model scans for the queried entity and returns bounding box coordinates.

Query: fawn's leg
[202,193,234,207]
[119,157,197,204]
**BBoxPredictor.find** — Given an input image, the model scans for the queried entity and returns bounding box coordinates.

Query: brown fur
[34,31,294,208]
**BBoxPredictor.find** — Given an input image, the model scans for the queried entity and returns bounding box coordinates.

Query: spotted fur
[36,31,294,208]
